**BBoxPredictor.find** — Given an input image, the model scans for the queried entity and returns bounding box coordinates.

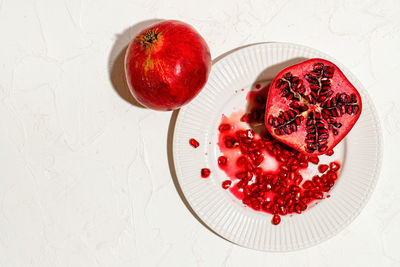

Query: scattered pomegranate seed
[218,156,227,166]
[318,164,329,173]
[272,214,281,225]
[219,123,231,132]
[222,180,232,189]
[329,161,340,171]
[326,150,334,156]
[189,138,199,148]
[201,168,211,178]
[308,156,319,164]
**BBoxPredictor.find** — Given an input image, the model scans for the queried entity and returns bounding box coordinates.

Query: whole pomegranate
[265,58,362,155]
[124,20,211,111]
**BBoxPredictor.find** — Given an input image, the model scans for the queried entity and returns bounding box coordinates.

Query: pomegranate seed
[327,170,338,180]
[235,171,246,180]
[289,185,300,192]
[294,205,302,214]
[243,186,251,196]
[329,162,340,171]
[271,204,279,214]
[326,150,334,156]
[222,180,231,189]
[237,180,246,188]
[299,161,308,168]
[201,168,211,178]
[240,114,250,122]
[302,180,314,189]
[299,201,307,211]
[242,197,251,205]
[253,167,262,177]
[313,191,324,199]
[218,156,227,166]
[236,156,247,167]
[279,206,287,215]
[218,123,231,132]
[294,174,303,185]
[318,164,329,173]
[280,165,289,172]
[321,185,331,192]
[262,201,273,211]
[189,138,200,148]
[272,214,282,225]
[309,156,319,164]
[251,199,261,210]
[312,175,322,185]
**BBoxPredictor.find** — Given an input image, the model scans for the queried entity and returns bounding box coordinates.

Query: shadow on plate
[108,19,163,108]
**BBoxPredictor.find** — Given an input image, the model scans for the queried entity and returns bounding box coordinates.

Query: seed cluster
[267,62,360,154]
[217,121,340,225]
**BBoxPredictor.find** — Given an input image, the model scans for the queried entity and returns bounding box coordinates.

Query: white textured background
[0,0,399,266]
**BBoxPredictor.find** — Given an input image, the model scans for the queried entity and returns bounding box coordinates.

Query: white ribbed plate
[172,43,382,251]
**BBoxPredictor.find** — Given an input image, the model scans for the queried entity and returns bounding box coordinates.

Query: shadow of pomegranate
[108,19,163,108]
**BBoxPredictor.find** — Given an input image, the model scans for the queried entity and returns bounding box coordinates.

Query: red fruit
[218,156,228,166]
[222,180,232,189]
[318,164,329,173]
[125,20,211,111]
[189,138,199,148]
[265,58,362,155]
[200,168,211,178]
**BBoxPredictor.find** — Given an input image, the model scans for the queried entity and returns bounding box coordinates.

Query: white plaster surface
[0,0,399,266]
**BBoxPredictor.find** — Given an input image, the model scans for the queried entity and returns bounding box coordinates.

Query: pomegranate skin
[124,20,211,111]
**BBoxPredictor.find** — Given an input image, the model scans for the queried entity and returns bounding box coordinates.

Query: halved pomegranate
[265,58,362,155]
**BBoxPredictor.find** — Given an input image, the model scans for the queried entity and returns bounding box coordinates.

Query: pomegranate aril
[302,180,314,189]
[313,191,324,199]
[327,170,338,180]
[222,180,232,189]
[189,138,200,148]
[309,156,320,164]
[235,171,247,180]
[237,180,246,188]
[318,164,329,173]
[201,168,211,178]
[219,123,231,132]
[321,185,331,192]
[294,175,303,185]
[294,204,302,214]
[218,156,227,166]
[329,162,340,171]
[312,175,322,185]
[236,156,247,167]
[251,199,261,210]
[326,149,334,156]
[272,214,281,225]
[224,136,238,148]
